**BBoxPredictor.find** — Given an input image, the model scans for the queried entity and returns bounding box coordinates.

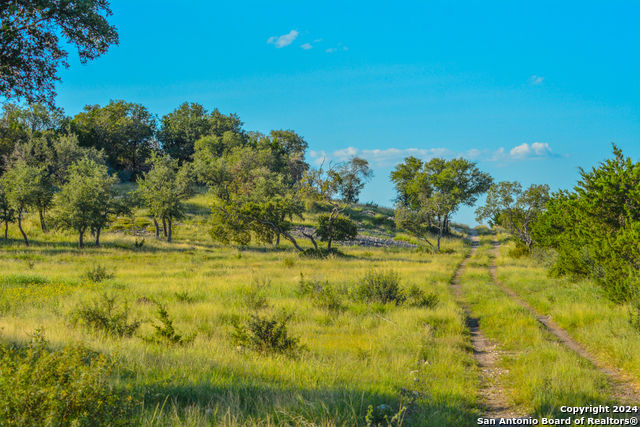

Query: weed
[0,329,137,426]
[242,277,270,310]
[311,282,346,313]
[69,294,140,337]
[531,246,559,268]
[354,270,405,305]
[405,284,439,309]
[365,403,407,427]
[282,256,296,268]
[438,247,455,254]
[232,311,301,356]
[134,238,145,249]
[174,290,201,303]
[82,264,115,283]
[144,304,195,346]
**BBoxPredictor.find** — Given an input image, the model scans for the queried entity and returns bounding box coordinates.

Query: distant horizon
[51,0,639,226]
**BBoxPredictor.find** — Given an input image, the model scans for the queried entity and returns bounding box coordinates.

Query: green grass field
[0,193,482,426]
[1,193,638,426]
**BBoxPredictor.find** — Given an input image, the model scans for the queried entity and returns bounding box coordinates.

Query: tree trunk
[327,237,332,251]
[162,218,167,238]
[276,233,280,246]
[153,218,160,239]
[167,218,172,243]
[39,209,47,233]
[301,232,318,250]
[95,227,101,247]
[4,221,7,240]
[17,212,28,246]
[79,229,84,249]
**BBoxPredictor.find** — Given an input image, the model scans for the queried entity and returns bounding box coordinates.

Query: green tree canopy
[475,181,550,250]
[0,160,48,245]
[532,145,640,303]
[158,103,245,164]
[53,158,120,248]
[0,0,119,107]
[391,156,492,252]
[136,154,194,243]
[71,100,156,178]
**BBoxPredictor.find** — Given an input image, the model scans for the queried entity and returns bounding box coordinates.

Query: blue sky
[55,1,640,226]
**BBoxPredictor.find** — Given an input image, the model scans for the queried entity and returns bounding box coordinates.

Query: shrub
[530,246,559,268]
[82,264,115,283]
[354,270,405,305]
[0,330,137,426]
[282,256,296,268]
[69,294,140,337]
[232,311,301,356]
[507,245,530,259]
[312,283,346,313]
[405,284,439,309]
[144,304,195,346]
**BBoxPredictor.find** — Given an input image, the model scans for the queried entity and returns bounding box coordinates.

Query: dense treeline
[0,101,374,251]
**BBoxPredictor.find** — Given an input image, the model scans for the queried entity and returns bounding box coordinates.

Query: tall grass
[459,238,619,417]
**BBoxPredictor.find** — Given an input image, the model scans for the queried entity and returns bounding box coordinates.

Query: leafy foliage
[392,156,492,252]
[82,264,115,283]
[69,294,140,338]
[52,157,125,248]
[475,181,550,250]
[0,0,119,107]
[232,311,301,356]
[136,154,194,242]
[532,145,640,303]
[144,303,195,346]
[315,213,358,243]
[354,270,405,305]
[0,330,137,426]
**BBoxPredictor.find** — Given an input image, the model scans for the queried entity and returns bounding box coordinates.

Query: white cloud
[309,147,455,168]
[310,143,561,168]
[488,142,558,162]
[301,43,313,50]
[326,48,337,53]
[528,75,545,85]
[343,46,349,50]
[313,38,323,42]
[267,30,299,48]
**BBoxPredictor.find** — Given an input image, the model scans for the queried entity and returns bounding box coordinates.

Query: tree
[475,181,550,251]
[391,156,492,252]
[209,172,307,250]
[136,154,194,243]
[0,183,16,239]
[0,160,46,245]
[301,157,371,250]
[0,103,29,171]
[0,0,119,107]
[532,145,640,303]
[158,103,245,164]
[53,158,119,248]
[334,156,374,203]
[71,100,156,178]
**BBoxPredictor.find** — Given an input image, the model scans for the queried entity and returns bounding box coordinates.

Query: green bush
[144,304,195,346]
[82,264,115,283]
[354,270,405,305]
[507,245,530,259]
[0,330,137,426]
[405,284,439,309]
[69,294,140,337]
[232,311,301,356]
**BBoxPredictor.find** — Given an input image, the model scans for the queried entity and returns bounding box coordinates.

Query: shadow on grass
[132,380,481,427]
